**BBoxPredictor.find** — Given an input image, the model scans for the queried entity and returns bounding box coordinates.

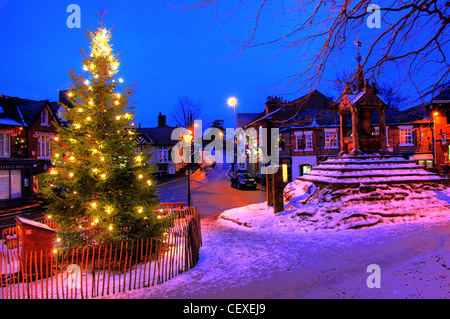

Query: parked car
[231,173,257,190]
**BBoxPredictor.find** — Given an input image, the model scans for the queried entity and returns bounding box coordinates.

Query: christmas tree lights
[39,27,168,247]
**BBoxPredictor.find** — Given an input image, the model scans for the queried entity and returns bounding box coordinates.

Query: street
[155,163,267,217]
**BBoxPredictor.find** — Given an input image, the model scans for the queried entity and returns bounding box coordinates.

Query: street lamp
[181,128,194,207]
[433,111,439,172]
[228,97,238,172]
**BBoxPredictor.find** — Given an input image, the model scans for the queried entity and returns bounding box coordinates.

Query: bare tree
[173,1,450,103]
[376,81,410,110]
[333,70,409,109]
[171,95,203,128]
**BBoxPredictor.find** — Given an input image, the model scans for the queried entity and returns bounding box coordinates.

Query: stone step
[313,163,424,172]
[298,174,442,184]
[321,158,418,166]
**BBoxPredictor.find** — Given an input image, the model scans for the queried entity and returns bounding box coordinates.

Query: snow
[1,246,21,275]
[98,214,450,299]
[96,178,450,299]
[16,216,55,232]
[0,118,23,126]
[4,173,450,299]
[299,155,442,184]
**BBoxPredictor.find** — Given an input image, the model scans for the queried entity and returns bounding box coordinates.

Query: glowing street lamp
[227,97,237,108]
[433,111,439,168]
[228,97,238,172]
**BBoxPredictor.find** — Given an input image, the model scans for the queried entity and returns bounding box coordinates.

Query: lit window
[57,108,68,121]
[38,135,51,158]
[294,131,313,151]
[399,126,413,145]
[324,129,339,149]
[282,164,288,182]
[0,170,22,200]
[373,126,389,146]
[41,109,48,126]
[158,146,168,163]
[0,133,11,158]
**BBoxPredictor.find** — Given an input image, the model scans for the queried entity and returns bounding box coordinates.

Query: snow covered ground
[100,208,450,299]
[99,176,450,299]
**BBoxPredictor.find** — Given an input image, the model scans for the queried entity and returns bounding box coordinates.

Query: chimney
[266,96,282,115]
[59,90,72,107]
[158,112,167,127]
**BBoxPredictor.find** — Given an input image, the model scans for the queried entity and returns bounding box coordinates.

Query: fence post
[266,165,274,206]
[273,165,284,214]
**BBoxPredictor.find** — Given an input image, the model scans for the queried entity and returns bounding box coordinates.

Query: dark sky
[1,1,436,129]
[0,0,310,129]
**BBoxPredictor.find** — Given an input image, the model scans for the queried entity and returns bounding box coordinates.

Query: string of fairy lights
[47,28,159,240]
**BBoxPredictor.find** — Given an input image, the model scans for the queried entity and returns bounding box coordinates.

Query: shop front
[0,160,35,208]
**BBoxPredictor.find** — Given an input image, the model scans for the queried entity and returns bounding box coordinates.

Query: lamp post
[183,128,194,207]
[433,111,438,170]
[228,97,237,172]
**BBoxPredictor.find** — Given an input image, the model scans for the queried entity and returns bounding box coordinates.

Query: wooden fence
[0,206,202,299]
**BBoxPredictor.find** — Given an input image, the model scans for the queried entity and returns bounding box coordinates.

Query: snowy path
[100,215,450,299]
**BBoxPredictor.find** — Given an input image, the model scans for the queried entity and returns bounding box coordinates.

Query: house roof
[431,87,450,102]
[0,95,36,126]
[0,95,60,127]
[137,127,179,146]
[246,90,335,130]
[15,216,56,232]
[237,113,261,128]
[383,105,427,124]
[19,101,51,126]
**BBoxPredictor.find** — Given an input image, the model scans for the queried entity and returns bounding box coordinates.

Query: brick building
[428,86,450,173]
[241,90,335,182]
[136,113,185,179]
[0,94,61,208]
[238,88,436,183]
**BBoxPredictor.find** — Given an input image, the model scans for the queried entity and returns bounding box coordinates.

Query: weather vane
[354,36,362,65]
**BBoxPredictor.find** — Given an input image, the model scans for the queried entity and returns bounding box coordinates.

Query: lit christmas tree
[39,27,169,247]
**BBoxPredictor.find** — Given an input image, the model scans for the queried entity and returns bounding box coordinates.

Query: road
[0,162,264,231]
[156,163,267,217]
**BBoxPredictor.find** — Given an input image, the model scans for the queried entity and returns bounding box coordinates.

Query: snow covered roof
[16,216,56,232]
[0,118,23,126]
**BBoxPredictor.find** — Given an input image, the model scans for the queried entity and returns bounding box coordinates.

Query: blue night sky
[0,0,432,129]
[0,0,340,129]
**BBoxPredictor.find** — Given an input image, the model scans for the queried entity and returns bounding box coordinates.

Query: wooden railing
[0,207,201,299]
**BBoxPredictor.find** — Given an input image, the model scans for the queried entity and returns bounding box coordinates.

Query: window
[38,135,51,158]
[282,164,288,182]
[374,126,389,146]
[324,129,339,149]
[41,109,48,126]
[294,131,313,151]
[0,133,11,158]
[399,126,414,146]
[57,108,68,121]
[300,164,311,176]
[0,170,22,200]
[158,146,168,163]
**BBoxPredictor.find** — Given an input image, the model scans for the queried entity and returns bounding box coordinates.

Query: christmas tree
[39,27,169,247]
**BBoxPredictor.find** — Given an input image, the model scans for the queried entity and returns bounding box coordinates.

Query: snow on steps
[220,156,450,232]
[282,179,450,231]
[297,155,443,186]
